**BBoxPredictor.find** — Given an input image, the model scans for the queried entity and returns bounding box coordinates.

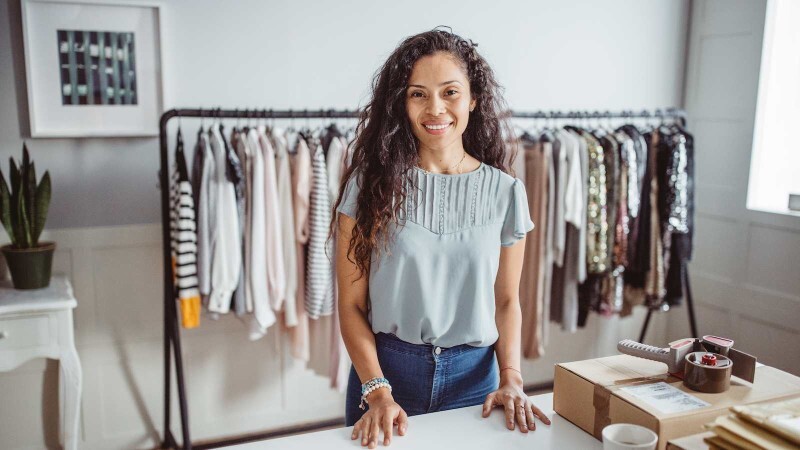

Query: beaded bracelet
[359,377,392,410]
[359,382,391,410]
[361,377,390,395]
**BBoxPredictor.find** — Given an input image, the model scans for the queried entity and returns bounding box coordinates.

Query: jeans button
[434,346,442,355]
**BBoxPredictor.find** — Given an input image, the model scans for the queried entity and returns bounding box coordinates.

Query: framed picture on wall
[21,0,164,137]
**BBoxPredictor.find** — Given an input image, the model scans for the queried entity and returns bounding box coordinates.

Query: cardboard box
[553,355,800,450]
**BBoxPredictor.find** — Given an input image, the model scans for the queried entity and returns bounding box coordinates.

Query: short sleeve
[500,178,535,246]
[336,170,361,218]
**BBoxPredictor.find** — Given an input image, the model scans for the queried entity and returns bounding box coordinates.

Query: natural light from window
[747,0,800,216]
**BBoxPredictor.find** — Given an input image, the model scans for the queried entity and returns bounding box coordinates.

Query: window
[747,0,800,216]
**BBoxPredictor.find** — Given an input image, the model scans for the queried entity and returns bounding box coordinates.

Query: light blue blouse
[336,162,535,348]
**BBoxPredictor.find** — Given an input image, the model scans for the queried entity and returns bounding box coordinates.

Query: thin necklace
[418,150,466,174]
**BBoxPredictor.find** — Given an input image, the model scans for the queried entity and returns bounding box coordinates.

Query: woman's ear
[470,99,477,112]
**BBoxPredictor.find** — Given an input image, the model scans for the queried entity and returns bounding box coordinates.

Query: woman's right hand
[351,389,409,448]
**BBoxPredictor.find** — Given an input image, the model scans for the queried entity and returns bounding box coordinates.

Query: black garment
[320,123,343,157]
[190,127,205,215]
[617,125,648,268]
[662,127,694,305]
[624,129,654,289]
[577,274,603,327]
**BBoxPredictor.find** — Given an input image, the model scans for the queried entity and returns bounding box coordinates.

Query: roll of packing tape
[683,351,732,393]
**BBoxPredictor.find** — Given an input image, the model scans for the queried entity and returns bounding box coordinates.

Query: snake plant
[0,143,51,248]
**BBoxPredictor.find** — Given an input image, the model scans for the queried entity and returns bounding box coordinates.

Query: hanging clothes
[225,126,248,316]
[192,128,215,306]
[207,124,242,314]
[233,129,254,313]
[598,131,620,315]
[305,136,334,319]
[519,138,549,359]
[245,128,276,339]
[550,129,584,332]
[258,130,287,313]
[513,118,694,359]
[644,130,666,307]
[288,134,313,361]
[326,136,345,204]
[657,126,694,306]
[170,129,201,329]
[271,127,300,329]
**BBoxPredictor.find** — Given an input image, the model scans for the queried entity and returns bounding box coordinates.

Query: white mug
[602,423,658,450]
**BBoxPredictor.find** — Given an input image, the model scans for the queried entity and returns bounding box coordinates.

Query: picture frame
[21,0,164,138]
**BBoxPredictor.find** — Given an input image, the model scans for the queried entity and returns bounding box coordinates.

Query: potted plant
[0,143,53,289]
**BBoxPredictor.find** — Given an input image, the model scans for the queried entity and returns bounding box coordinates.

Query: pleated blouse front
[336,162,534,348]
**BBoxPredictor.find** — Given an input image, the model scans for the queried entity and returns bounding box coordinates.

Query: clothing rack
[157,106,694,450]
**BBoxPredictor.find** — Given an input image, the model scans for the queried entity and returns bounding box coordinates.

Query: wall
[668,0,800,374]
[0,0,690,448]
[1,0,688,228]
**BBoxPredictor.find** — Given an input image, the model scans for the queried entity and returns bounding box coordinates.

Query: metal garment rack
[157,107,694,449]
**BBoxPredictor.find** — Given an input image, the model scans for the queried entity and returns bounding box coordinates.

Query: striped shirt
[170,129,201,329]
[305,136,334,319]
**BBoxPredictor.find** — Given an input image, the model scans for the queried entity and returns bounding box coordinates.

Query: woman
[330,28,550,449]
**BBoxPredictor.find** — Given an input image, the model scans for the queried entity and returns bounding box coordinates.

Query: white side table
[0,275,82,450]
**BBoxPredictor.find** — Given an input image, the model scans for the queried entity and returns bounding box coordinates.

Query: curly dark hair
[329,27,515,280]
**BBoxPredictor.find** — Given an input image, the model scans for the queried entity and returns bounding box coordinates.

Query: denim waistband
[374,332,491,358]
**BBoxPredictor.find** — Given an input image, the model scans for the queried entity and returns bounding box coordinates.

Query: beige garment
[287,136,313,361]
[505,139,527,181]
[272,129,299,328]
[520,142,548,359]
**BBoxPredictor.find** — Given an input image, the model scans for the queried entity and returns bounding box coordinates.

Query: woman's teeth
[424,123,451,130]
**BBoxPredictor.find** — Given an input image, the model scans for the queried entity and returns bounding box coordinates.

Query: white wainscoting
[0,223,666,449]
[669,0,800,376]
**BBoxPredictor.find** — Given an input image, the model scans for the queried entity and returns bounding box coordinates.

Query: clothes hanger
[241,108,250,135]
[563,111,583,135]
[215,107,222,130]
[510,116,529,141]
[198,108,206,134]
[538,112,555,141]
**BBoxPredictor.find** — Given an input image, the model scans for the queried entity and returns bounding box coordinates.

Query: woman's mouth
[422,122,452,135]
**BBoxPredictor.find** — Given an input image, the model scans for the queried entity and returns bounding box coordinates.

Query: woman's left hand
[481,380,551,432]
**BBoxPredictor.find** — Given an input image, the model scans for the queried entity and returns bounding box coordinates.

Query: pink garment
[257,130,287,312]
[287,136,313,361]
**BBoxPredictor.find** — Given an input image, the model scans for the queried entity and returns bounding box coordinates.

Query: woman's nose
[425,95,446,116]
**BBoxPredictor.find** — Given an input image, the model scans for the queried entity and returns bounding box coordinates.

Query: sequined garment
[614,131,633,269]
[663,131,689,234]
[583,132,609,274]
[597,131,620,315]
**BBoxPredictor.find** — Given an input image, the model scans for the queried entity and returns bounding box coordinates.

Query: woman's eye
[445,89,458,96]
[410,91,424,98]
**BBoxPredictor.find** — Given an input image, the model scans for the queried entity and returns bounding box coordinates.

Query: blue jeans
[345,332,499,426]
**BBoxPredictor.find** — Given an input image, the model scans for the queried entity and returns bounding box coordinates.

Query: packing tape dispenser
[617,335,757,393]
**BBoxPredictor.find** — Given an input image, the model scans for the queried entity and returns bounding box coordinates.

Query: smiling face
[405,51,476,154]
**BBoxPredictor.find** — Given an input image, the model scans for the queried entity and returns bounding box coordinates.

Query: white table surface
[231,392,602,449]
[0,275,76,314]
